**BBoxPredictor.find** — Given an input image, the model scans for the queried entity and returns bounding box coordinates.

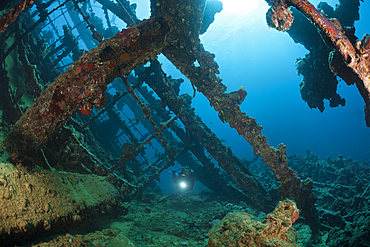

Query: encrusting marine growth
[5,16,170,156]
[208,200,300,246]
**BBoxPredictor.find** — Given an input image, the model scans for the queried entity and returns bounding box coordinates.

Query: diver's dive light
[172,167,194,192]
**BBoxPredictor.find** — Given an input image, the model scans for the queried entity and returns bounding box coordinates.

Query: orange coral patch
[80,108,92,115]
[291,211,299,223]
[75,66,82,74]
[120,53,130,61]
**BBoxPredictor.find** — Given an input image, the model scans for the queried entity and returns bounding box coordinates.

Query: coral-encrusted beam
[5,16,169,156]
[0,0,34,34]
[154,0,316,213]
[144,59,273,211]
[296,0,370,126]
[109,111,182,173]
[267,0,370,125]
[164,42,316,215]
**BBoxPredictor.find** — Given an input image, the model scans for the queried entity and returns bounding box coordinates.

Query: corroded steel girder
[0,0,33,34]
[137,84,249,201]
[95,0,140,26]
[266,0,370,125]
[139,60,271,208]
[143,60,273,211]
[5,16,169,156]
[153,0,315,213]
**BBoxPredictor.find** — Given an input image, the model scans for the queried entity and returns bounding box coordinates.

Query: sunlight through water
[220,0,259,17]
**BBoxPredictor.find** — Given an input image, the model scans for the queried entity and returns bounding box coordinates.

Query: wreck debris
[266,4,294,32]
[136,80,253,202]
[121,75,178,161]
[141,59,274,211]
[0,0,34,34]
[82,90,124,129]
[95,0,140,27]
[66,1,96,50]
[153,0,315,215]
[266,0,370,126]
[176,38,316,226]
[46,25,82,69]
[32,124,111,176]
[72,0,103,43]
[109,109,182,173]
[287,0,360,112]
[288,8,337,112]
[5,16,170,157]
[200,0,223,35]
[23,0,70,38]
[0,0,368,245]
[3,0,314,219]
[136,147,188,197]
[17,33,42,99]
[0,63,23,124]
[208,200,300,246]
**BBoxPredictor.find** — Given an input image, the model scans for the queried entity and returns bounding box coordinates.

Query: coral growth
[208,200,300,246]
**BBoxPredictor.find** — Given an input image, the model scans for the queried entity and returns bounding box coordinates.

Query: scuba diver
[172,166,195,192]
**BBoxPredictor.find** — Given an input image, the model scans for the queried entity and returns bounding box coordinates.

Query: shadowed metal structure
[0,0,369,245]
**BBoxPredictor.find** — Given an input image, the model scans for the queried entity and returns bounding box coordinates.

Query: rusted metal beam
[0,0,33,34]
[142,60,273,211]
[152,0,315,213]
[266,0,370,125]
[5,16,169,157]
